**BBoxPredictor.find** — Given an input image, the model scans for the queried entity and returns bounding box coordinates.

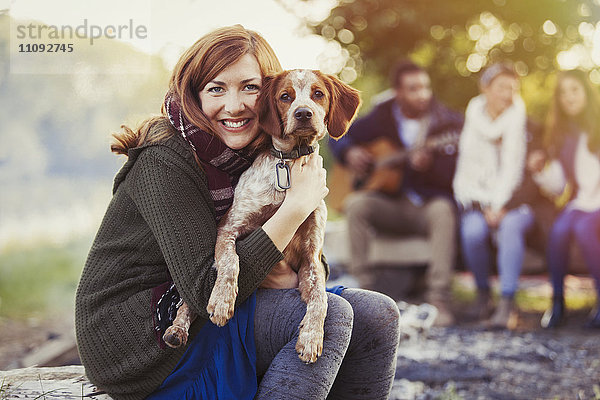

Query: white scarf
[453,94,528,211]
[467,94,526,142]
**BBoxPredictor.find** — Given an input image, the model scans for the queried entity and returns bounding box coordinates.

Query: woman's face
[482,74,519,119]
[199,53,262,150]
[559,76,587,118]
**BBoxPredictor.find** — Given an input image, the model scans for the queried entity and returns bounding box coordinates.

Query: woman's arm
[259,152,329,289]
[126,147,328,314]
[533,159,567,195]
[126,147,284,318]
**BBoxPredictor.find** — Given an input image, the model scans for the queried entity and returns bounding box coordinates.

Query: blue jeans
[460,206,535,297]
[547,207,600,298]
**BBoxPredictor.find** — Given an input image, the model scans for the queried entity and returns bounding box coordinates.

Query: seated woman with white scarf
[453,63,532,330]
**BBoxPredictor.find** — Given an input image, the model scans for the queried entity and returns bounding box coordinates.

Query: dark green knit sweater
[75,120,285,400]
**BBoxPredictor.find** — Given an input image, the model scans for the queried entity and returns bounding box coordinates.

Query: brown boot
[465,290,493,322]
[427,292,456,327]
[487,296,516,330]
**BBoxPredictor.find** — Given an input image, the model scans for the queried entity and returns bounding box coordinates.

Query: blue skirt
[147,286,346,400]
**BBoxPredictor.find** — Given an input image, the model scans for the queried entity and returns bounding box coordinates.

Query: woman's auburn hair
[111,25,283,156]
[544,69,600,155]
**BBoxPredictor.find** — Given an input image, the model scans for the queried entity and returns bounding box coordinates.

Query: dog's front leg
[206,209,247,327]
[289,200,328,363]
[206,197,274,326]
[163,302,195,348]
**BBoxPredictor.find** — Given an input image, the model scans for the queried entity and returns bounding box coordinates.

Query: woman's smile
[221,118,251,130]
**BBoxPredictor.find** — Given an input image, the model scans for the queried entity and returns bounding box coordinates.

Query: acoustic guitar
[327,129,460,212]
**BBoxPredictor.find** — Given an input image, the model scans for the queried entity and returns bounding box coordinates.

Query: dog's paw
[206,278,238,327]
[295,325,324,363]
[163,325,189,348]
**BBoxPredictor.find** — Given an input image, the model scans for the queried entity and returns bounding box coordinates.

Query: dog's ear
[258,74,283,138]
[323,73,361,140]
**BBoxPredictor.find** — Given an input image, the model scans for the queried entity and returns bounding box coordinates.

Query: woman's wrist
[262,199,311,252]
[280,195,313,222]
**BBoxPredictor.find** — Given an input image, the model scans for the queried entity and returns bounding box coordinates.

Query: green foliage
[302,0,600,111]
[453,278,597,313]
[436,382,464,400]
[0,240,89,319]
[593,384,600,399]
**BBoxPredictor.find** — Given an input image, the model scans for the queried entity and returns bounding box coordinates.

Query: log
[0,365,112,399]
[20,334,79,368]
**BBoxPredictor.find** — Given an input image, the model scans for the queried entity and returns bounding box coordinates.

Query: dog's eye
[280,93,291,102]
[314,90,324,98]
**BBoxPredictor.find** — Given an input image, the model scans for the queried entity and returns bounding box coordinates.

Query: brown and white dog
[163,69,360,363]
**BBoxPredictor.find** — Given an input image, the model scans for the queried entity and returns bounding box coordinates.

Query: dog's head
[257,69,361,145]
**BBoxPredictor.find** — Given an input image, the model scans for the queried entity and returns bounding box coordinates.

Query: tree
[289,0,600,116]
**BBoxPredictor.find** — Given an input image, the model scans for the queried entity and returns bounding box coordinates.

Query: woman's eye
[280,93,291,101]
[207,86,224,94]
[314,90,324,98]
[245,84,260,91]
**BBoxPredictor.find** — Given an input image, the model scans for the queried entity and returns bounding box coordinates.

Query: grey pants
[254,288,400,400]
[345,192,457,299]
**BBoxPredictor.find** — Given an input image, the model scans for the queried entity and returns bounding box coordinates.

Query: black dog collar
[271,144,315,191]
[270,144,315,160]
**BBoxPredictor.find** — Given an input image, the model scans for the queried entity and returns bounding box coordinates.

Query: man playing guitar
[329,60,464,327]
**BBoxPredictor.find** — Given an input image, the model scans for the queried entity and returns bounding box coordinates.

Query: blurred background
[1,0,600,371]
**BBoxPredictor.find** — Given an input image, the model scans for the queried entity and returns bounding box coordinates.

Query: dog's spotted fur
[164,70,360,363]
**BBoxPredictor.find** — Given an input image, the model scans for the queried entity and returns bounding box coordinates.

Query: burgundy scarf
[164,90,259,222]
[151,91,261,348]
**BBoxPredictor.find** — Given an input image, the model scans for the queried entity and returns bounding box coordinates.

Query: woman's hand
[262,152,328,253]
[484,207,507,229]
[282,152,329,219]
[527,150,546,174]
[259,261,299,289]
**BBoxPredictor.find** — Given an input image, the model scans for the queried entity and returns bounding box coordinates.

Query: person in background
[329,60,463,327]
[453,63,532,330]
[517,118,558,261]
[530,69,600,329]
[75,25,401,400]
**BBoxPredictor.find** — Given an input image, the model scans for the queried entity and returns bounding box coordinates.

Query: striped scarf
[164,90,258,222]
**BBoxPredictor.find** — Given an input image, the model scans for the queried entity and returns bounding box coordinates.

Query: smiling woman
[536,69,600,329]
[75,24,401,400]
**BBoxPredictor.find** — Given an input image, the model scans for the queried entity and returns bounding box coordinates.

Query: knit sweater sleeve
[124,147,284,319]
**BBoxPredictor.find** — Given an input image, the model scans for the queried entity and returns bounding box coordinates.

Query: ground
[0,274,598,400]
[391,309,600,400]
[0,316,75,370]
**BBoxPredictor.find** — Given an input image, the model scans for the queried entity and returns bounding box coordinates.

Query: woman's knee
[550,210,577,241]
[461,212,488,244]
[498,208,534,240]
[324,292,354,332]
[344,289,400,337]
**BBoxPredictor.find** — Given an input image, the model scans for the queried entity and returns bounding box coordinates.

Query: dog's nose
[294,108,313,121]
